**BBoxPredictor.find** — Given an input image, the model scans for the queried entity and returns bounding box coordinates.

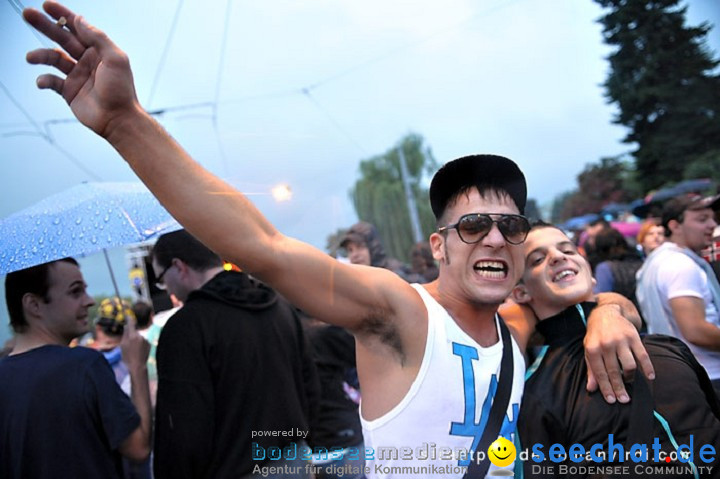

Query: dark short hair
[4,258,79,334]
[132,300,154,329]
[429,154,527,224]
[594,227,634,261]
[151,229,223,272]
[661,194,720,237]
[529,219,561,232]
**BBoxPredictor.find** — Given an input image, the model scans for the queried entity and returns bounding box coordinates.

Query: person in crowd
[508,222,720,478]
[94,298,153,479]
[150,229,319,479]
[636,194,720,394]
[0,258,151,479]
[340,221,409,278]
[406,241,439,283]
[582,218,611,271]
[131,300,162,405]
[23,6,653,477]
[636,218,665,257]
[592,226,644,310]
[303,311,365,479]
[90,298,135,394]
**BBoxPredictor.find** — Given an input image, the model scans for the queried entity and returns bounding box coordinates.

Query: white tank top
[361,284,525,479]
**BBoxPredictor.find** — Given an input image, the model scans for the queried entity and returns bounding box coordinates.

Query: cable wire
[145,0,185,109]
[0,80,101,180]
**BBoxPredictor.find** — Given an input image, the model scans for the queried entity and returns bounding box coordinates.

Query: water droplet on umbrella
[104,215,110,222]
[76,218,82,225]
[91,236,98,245]
[52,218,61,225]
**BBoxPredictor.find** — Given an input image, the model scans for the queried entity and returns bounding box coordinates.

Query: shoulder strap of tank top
[463,314,514,479]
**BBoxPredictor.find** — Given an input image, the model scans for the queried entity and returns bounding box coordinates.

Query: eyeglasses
[155,263,174,290]
[438,213,530,245]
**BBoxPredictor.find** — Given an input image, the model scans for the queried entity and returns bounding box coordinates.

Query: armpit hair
[356,308,406,365]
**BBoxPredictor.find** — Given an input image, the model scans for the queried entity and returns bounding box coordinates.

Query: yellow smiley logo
[488,436,516,468]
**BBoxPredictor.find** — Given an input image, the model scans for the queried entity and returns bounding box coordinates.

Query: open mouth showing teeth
[553,270,576,282]
[474,260,508,279]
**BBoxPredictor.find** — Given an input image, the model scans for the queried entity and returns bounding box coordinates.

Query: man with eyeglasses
[23,4,653,477]
[148,229,319,479]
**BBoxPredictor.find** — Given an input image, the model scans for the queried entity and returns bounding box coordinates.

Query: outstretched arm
[23,2,420,337]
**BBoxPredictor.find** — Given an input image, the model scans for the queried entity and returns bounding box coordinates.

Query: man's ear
[22,292,42,319]
[667,219,681,235]
[429,232,445,263]
[512,283,532,304]
[172,258,189,278]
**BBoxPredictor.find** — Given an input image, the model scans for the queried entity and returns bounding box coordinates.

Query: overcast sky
[0,0,718,341]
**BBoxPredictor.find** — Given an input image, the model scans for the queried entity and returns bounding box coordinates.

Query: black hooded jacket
[154,271,319,479]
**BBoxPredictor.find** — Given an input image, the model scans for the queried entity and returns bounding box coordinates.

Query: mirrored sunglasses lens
[498,216,529,243]
[458,215,492,242]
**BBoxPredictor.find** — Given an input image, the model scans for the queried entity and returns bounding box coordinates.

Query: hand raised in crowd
[23,1,140,138]
[120,311,150,373]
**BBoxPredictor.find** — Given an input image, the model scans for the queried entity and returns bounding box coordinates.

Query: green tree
[524,198,542,222]
[551,156,639,222]
[595,0,720,191]
[350,133,438,262]
[551,190,576,224]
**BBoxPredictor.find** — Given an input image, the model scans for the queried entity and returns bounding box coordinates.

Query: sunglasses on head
[438,213,530,245]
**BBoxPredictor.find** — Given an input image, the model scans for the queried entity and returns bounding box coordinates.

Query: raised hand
[120,309,151,373]
[23,1,140,138]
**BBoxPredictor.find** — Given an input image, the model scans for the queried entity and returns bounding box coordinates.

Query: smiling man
[22,4,653,477]
[0,258,152,479]
[636,195,720,394]
[511,223,720,478]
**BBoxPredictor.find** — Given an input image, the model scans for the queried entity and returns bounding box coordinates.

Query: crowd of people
[1,3,719,479]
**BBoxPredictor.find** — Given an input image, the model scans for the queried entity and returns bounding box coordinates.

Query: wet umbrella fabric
[0,182,181,274]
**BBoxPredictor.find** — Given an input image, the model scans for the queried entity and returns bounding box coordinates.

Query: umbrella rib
[120,207,144,240]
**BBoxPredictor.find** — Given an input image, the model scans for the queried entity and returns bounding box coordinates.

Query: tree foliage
[350,133,438,262]
[552,156,639,222]
[595,0,720,191]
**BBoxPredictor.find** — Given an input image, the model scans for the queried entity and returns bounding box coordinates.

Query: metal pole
[398,147,423,243]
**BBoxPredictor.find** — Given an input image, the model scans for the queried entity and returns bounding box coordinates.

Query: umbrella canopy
[610,221,641,239]
[0,182,181,274]
[559,213,600,231]
[633,178,716,217]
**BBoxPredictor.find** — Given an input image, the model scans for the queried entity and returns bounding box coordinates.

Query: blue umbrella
[560,213,600,231]
[0,182,182,275]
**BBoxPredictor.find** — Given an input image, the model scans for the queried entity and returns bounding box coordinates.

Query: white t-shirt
[643,243,720,379]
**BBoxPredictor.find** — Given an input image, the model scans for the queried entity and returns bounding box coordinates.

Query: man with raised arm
[23,4,653,477]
